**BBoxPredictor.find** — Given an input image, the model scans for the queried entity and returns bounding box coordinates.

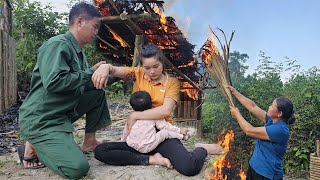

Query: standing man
[18,2,110,179]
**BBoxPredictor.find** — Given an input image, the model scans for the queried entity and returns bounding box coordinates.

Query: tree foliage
[12,0,68,71]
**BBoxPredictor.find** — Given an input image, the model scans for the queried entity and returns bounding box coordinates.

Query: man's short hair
[129,91,152,111]
[69,2,101,25]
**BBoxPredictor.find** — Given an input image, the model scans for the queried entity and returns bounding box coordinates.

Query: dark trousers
[95,138,208,176]
[246,165,283,180]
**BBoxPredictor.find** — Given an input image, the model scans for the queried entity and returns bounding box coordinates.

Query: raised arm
[227,86,266,123]
[230,106,270,140]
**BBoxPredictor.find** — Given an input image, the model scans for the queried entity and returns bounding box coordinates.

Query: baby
[121,91,188,153]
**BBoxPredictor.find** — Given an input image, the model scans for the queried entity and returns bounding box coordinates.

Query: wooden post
[193,101,197,119]
[197,91,203,138]
[3,31,8,110]
[317,140,320,157]
[100,13,158,23]
[187,101,191,118]
[132,35,144,67]
[177,101,182,118]
[183,101,187,119]
[0,30,3,113]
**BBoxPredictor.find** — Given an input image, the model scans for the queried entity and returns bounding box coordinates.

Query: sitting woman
[92,44,224,176]
[227,86,295,180]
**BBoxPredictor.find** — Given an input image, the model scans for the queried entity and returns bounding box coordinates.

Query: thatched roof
[94,0,202,86]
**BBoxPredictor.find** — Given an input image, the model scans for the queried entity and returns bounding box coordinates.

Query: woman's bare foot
[195,143,224,155]
[23,141,42,168]
[149,153,173,169]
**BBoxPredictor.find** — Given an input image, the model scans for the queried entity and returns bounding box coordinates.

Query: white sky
[32,0,320,78]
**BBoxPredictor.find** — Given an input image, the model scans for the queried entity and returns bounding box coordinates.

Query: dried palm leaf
[200,27,235,107]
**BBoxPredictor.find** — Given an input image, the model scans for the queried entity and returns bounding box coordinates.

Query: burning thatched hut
[93,0,211,135]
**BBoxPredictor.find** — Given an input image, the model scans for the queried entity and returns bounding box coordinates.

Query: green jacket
[19,31,94,139]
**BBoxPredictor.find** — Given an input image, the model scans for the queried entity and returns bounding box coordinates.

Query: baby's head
[129,91,152,111]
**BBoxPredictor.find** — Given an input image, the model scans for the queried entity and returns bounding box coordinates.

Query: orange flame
[99,43,107,49]
[202,33,223,65]
[95,0,105,8]
[108,30,128,47]
[181,82,199,100]
[239,166,247,179]
[178,59,196,68]
[154,7,168,32]
[208,130,246,180]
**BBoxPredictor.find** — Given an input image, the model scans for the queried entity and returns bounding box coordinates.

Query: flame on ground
[208,130,246,180]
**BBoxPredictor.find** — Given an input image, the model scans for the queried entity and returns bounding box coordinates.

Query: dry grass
[200,27,235,107]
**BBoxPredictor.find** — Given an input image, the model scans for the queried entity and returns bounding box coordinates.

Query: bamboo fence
[0,29,16,114]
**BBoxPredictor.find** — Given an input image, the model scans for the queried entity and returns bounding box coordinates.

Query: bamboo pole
[3,31,8,110]
[106,0,146,36]
[197,91,203,138]
[96,35,118,50]
[132,35,144,67]
[0,30,3,113]
[317,140,320,157]
[100,13,158,23]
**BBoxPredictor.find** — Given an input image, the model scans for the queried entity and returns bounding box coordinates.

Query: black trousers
[95,138,208,176]
[246,165,283,180]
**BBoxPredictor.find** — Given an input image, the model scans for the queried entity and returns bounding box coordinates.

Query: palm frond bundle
[200,27,235,107]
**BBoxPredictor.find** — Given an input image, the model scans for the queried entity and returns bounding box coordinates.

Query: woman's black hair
[276,96,295,125]
[139,44,166,73]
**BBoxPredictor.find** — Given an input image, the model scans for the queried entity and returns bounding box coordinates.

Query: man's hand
[93,61,106,71]
[92,64,110,89]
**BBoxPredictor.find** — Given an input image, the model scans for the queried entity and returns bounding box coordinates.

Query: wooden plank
[177,101,182,118]
[197,91,203,137]
[187,101,191,118]
[3,31,8,110]
[192,101,196,118]
[0,30,3,113]
[8,34,12,106]
[12,37,16,103]
[317,140,320,157]
[183,101,187,119]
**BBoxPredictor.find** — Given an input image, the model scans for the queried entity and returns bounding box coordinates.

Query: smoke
[163,0,181,11]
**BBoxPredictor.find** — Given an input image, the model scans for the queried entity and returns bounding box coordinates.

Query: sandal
[17,145,45,169]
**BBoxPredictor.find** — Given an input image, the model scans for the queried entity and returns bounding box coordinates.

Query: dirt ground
[0,100,216,180]
[0,99,303,180]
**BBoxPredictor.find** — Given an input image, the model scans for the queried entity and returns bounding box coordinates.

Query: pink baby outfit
[121,119,183,153]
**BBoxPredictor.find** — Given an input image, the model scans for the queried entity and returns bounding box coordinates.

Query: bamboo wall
[173,91,203,137]
[0,29,16,114]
